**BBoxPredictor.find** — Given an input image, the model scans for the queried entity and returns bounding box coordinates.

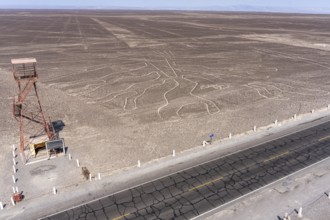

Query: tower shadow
[51,120,65,138]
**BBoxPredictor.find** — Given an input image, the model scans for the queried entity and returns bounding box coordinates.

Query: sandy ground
[0,10,330,175]
[1,97,330,219]
[0,10,330,218]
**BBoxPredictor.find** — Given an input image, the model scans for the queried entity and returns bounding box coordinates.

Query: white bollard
[275,120,278,126]
[253,125,257,132]
[12,186,15,194]
[294,114,297,120]
[15,187,19,193]
[229,133,232,139]
[10,197,15,206]
[13,158,16,165]
[13,165,16,174]
[298,207,303,218]
[284,213,289,220]
[311,109,314,114]
[53,186,57,194]
[89,173,92,181]
[172,150,176,157]
[68,154,72,160]
[98,173,101,180]
[138,160,141,168]
[12,144,15,151]
[0,202,3,210]
[12,150,15,158]
[12,175,16,183]
[328,192,330,199]
[328,104,330,109]
[76,159,80,167]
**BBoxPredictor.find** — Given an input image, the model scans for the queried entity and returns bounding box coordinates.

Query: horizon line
[0,6,330,15]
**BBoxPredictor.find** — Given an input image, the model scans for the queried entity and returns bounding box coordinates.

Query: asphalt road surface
[45,121,330,220]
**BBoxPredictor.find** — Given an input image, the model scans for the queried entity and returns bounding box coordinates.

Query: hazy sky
[0,0,330,10]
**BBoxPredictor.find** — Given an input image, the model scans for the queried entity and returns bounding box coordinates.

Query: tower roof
[11,58,37,65]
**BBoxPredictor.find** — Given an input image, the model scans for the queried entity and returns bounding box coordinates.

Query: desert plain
[0,10,330,176]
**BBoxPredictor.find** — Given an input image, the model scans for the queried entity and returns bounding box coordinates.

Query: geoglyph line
[251,81,329,97]
[165,58,178,77]
[176,102,198,118]
[182,75,220,115]
[157,78,180,120]
[102,84,137,103]
[255,48,330,70]
[91,71,159,100]
[123,91,138,111]
[56,17,72,45]
[149,62,170,78]
[75,17,88,50]
[245,84,275,100]
[133,71,162,109]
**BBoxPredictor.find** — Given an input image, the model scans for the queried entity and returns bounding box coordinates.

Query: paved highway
[45,120,330,220]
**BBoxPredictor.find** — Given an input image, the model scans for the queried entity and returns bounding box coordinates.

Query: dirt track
[1,10,330,174]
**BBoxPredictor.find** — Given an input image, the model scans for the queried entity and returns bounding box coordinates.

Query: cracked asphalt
[44,121,330,220]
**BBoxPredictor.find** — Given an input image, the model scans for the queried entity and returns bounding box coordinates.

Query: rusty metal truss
[11,58,56,163]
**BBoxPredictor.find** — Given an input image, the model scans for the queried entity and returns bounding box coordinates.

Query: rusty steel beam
[11,58,56,163]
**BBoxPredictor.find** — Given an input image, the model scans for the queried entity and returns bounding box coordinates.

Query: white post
[172,150,176,157]
[138,160,141,168]
[328,104,330,109]
[311,109,314,114]
[13,165,16,174]
[328,192,330,199]
[0,202,3,210]
[69,154,72,160]
[229,133,232,139]
[98,173,101,180]
[284,213,288,220]
[15,187,19,193]
[13,158,16,165]
[274,120,278,126]
[12,150,15,158]
[76,159,80,167]
[10,197,15,206]
[89,173,92,181]
[298,207,303,218]
[253,125,257,132]
[12,144,15,151]
[53,186,57,194]
[12,186,15,194]
[294,114,297,120]
[12,175,16,183]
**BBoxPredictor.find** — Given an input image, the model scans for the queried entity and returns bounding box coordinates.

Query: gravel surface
[1,10,330,175]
